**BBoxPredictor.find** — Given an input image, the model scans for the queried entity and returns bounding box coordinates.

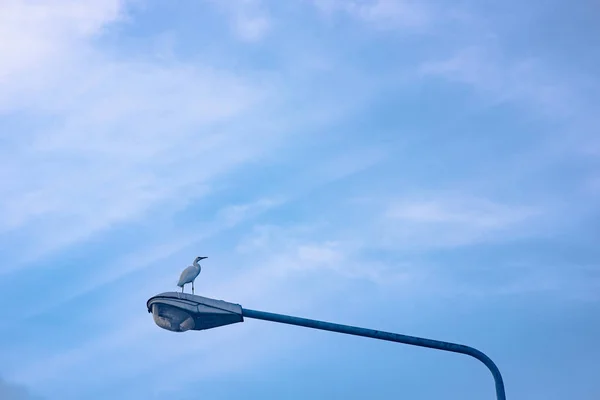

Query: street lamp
[147,292,506,400]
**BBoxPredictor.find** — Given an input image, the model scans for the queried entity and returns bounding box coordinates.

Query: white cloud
[386,197,535,228]
[0,0,392,270]
[312,0,432,30]
[206,0,271,42]
[0,0,292,268]
[419,46,580,120]
[233,224,411,286]
[0,63,272,266]
[354,194,543,250]
[217,198,283,226]
[420,43,599,195]
[0,0,124,109]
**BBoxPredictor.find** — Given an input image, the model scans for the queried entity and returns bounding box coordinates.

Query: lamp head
[147,292,243,333]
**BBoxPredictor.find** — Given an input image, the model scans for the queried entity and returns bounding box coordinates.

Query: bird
[177,256,208,295]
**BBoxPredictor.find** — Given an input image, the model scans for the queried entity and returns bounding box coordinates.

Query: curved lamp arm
[242,308,506,400]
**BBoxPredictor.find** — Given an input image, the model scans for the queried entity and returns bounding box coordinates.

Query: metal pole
[242,308,506,400]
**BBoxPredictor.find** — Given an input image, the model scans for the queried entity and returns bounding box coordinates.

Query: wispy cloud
[0,0,343,269]
[312,0,433,30]
[0,0,124,110]
[420,46,580,119]
[0,65,273,266]
[233,223,409,286]
[206,0,271,42]
[217,198,284,226]
[386,197,534,227]
[345,193,544,252]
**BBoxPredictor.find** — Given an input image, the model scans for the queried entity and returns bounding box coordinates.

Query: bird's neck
[193,260,200,268]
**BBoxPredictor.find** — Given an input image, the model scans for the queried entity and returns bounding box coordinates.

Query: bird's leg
[192,281,194,295]
[181,285,184,294]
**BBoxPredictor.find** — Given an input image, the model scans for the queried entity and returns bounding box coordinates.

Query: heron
[177,256,208,295]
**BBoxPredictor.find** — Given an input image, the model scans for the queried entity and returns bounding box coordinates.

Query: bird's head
[195,256,208,262]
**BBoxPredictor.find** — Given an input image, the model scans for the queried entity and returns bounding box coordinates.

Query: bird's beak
[199,257,208,260]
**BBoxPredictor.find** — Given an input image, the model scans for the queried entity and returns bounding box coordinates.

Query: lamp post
[147,292,506,400]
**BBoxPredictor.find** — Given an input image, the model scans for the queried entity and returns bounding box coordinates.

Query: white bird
[177,256,207,294]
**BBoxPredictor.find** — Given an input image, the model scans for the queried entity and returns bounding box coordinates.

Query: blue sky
[0,0,599,399]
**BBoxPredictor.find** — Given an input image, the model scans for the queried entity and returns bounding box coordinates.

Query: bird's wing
[178,265,195,286]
